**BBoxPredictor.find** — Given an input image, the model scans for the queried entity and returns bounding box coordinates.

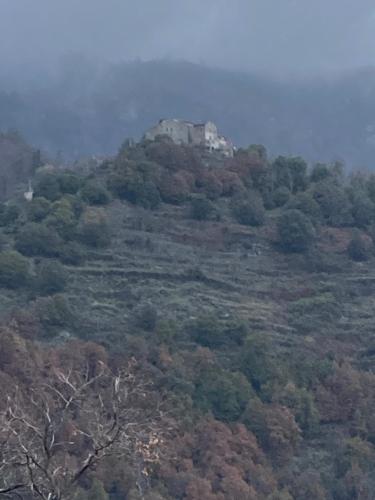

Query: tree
[277,209,315,253]
[36,260,67,295]
[310,163,332,183]
[350,192,375,228]
[0,250,30,288]
[232,192,265,227]
[347,230,371,262]
[0,362,162,500]
[35,173,61,201]
[27,197,52,222]
[15,223,61,257]
[312,181,352,227]
[0,203,21,227]
[80,182,111,206]
[273,186,291,208]
[58,172,82,195]
[77,210,111,248]
[189,195,215,221]
[286,191,321,221]
[46,199,77,240]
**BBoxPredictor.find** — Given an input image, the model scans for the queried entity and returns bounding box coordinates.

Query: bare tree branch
[0,362,163,500]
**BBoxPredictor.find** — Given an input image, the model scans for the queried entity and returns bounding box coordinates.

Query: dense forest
[1,132,375,498]
[2,59,375,166]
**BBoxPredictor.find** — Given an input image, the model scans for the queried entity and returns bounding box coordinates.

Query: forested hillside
[2,60,375,166]
[1,135,375,498]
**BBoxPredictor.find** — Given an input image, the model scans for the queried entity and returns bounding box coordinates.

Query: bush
[35,294,75,336]
[273,186,291,207]
[286,192,321,221]
[0,203,21,227]
[108,171,160,209]
[310,163,331,183]
[0,251,30,288]
[240,333,277,392]
[135,304,158,331]
[351,192,375,228]
[35,174,61,201]
[45,199,77,240]
[36,260,67,295]
[313,181,352,227]
[15,223,61,257]
[277,209,315,253]
[59,242,85,266]
[188,315,246,349]
[80,182,111,206]
[189,196,215,221]
[77,211,111,248]
[58,172,82,195]
[194,367,254,421]
[347,231,371,262]
[27,197,51,222]
[232,192,265,227]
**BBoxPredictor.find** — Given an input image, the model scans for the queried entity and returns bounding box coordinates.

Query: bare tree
[0,360,162,500]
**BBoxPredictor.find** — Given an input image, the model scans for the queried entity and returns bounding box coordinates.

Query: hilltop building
[145,119,234,157]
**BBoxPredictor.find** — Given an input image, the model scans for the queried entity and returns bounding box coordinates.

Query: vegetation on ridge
[1,134,375,498]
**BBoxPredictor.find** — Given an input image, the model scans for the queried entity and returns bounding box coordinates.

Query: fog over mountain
[1,1,375,166]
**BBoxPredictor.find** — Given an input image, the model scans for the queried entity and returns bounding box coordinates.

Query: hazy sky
[1,0,375,76]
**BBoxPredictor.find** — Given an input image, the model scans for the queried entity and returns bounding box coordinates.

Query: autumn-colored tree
[0,357,162,500]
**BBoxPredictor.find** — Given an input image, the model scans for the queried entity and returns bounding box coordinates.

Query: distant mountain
[1,60,375,167]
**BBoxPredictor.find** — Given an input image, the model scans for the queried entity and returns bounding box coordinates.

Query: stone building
[145,119,234,157]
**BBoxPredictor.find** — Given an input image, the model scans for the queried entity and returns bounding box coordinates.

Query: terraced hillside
[2,139,375,498]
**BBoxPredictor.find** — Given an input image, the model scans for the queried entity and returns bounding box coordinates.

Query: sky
[0,0,375,76]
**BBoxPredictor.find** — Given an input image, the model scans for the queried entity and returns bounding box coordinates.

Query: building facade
[145,119,233,157]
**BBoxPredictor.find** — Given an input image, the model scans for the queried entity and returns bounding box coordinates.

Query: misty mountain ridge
[1,59,375,168]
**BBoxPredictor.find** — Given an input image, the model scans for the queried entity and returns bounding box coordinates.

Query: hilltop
[1,135,375,498]
[2,60,375,166]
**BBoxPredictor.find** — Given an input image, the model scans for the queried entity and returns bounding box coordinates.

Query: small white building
[145,119,234,157]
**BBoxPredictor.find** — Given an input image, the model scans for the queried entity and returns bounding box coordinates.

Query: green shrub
[138,180,161,209]
[0,251,30,288]
[63,195,84,218]
[232,192,265,227]
[35,294,75,336]
[289,293,340,322]
[15,223,61,257]
[135,304,158,331]
[108,168,161,209]
[189,195,215,220]
[156,319,178,344]
[310,163,332,183]
[273,186,291,207]
[80,182,111,205]
[275,385,320,436]
[35,173,61,201]
[286,192,321,221]
[36,260,67,295]
[59,242,85,266]
[27,197,51,222]
[77,210,111,248]
[188,315,246,349]
[240,333,277,392]
[58,172,82,195]
[194,367,254,421]
[313,181,352,227]
[0,204,21,227]
[277,209,315,253]
[45,199,77,240]
[351,192,375,228]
